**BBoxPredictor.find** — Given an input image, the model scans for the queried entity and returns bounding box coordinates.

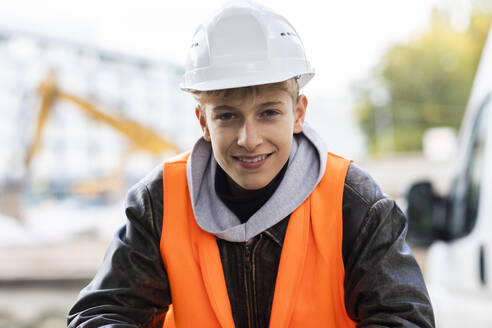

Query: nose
[237,120,262,151]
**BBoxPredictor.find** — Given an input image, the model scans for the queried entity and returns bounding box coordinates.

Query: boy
[68,1,434,327]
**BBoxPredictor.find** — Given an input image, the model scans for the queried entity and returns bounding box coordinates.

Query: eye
[261,109,279,118]
[216,112,237,121]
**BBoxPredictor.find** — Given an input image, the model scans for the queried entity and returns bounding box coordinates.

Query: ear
[293,94,308,134]
[195,104,211,141]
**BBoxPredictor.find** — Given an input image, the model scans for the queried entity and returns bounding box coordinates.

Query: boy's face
[196,89,307,190]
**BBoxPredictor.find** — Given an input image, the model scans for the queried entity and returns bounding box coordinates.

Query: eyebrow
[258,101,283,109]
[212,105,238,111]
[211,101,284,111]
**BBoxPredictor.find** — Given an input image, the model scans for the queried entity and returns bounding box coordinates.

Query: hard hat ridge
[181,0,315,92]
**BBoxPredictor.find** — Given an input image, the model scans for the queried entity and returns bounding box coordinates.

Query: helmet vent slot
[280,32,296,37]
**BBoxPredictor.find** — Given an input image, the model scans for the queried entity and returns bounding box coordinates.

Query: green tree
[354,9,491,155]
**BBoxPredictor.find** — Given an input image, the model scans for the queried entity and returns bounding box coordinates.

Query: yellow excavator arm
[25,74,178,167]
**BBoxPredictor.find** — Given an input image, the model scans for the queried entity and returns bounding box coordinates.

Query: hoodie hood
[186,122,327,242]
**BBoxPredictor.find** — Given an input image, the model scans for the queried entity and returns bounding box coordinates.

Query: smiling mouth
[233,153,272,163]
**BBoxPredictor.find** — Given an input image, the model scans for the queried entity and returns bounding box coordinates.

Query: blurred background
[1,0,491,327]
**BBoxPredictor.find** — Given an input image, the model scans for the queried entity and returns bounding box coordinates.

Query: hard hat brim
[181,60,315,91]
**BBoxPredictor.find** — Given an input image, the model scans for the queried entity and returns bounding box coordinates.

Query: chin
[239,180,269,190]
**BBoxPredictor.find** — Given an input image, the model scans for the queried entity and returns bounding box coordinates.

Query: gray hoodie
[186,122,328,242]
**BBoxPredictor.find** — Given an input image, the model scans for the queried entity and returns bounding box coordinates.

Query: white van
[406,26,492,327]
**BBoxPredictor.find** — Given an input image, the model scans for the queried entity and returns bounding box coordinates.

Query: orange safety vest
[159,152,356,328]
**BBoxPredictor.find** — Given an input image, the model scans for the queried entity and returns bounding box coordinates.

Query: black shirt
[215,161,288,223]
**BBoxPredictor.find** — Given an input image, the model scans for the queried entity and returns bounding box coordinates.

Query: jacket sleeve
[342,164,435,328]
[67,167,171,328]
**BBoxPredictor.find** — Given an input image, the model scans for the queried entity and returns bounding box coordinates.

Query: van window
[448,96,490,239]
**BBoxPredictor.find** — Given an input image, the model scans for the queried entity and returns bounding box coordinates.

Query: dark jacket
[67,163,435,328]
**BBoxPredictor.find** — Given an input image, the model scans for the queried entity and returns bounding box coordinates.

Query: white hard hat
[181,0,315,91]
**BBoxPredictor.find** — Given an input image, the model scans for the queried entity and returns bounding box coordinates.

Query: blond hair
[189,78,299,107]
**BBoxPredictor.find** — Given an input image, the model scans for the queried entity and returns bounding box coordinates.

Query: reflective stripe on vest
[160,151,356,327]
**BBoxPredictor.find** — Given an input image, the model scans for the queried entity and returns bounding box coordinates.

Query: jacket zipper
[244,238,256,328]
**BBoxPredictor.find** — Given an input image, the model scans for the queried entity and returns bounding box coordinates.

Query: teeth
[238,154,268,163]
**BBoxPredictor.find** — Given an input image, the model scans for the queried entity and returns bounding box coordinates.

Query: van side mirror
[406,181,441,247]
